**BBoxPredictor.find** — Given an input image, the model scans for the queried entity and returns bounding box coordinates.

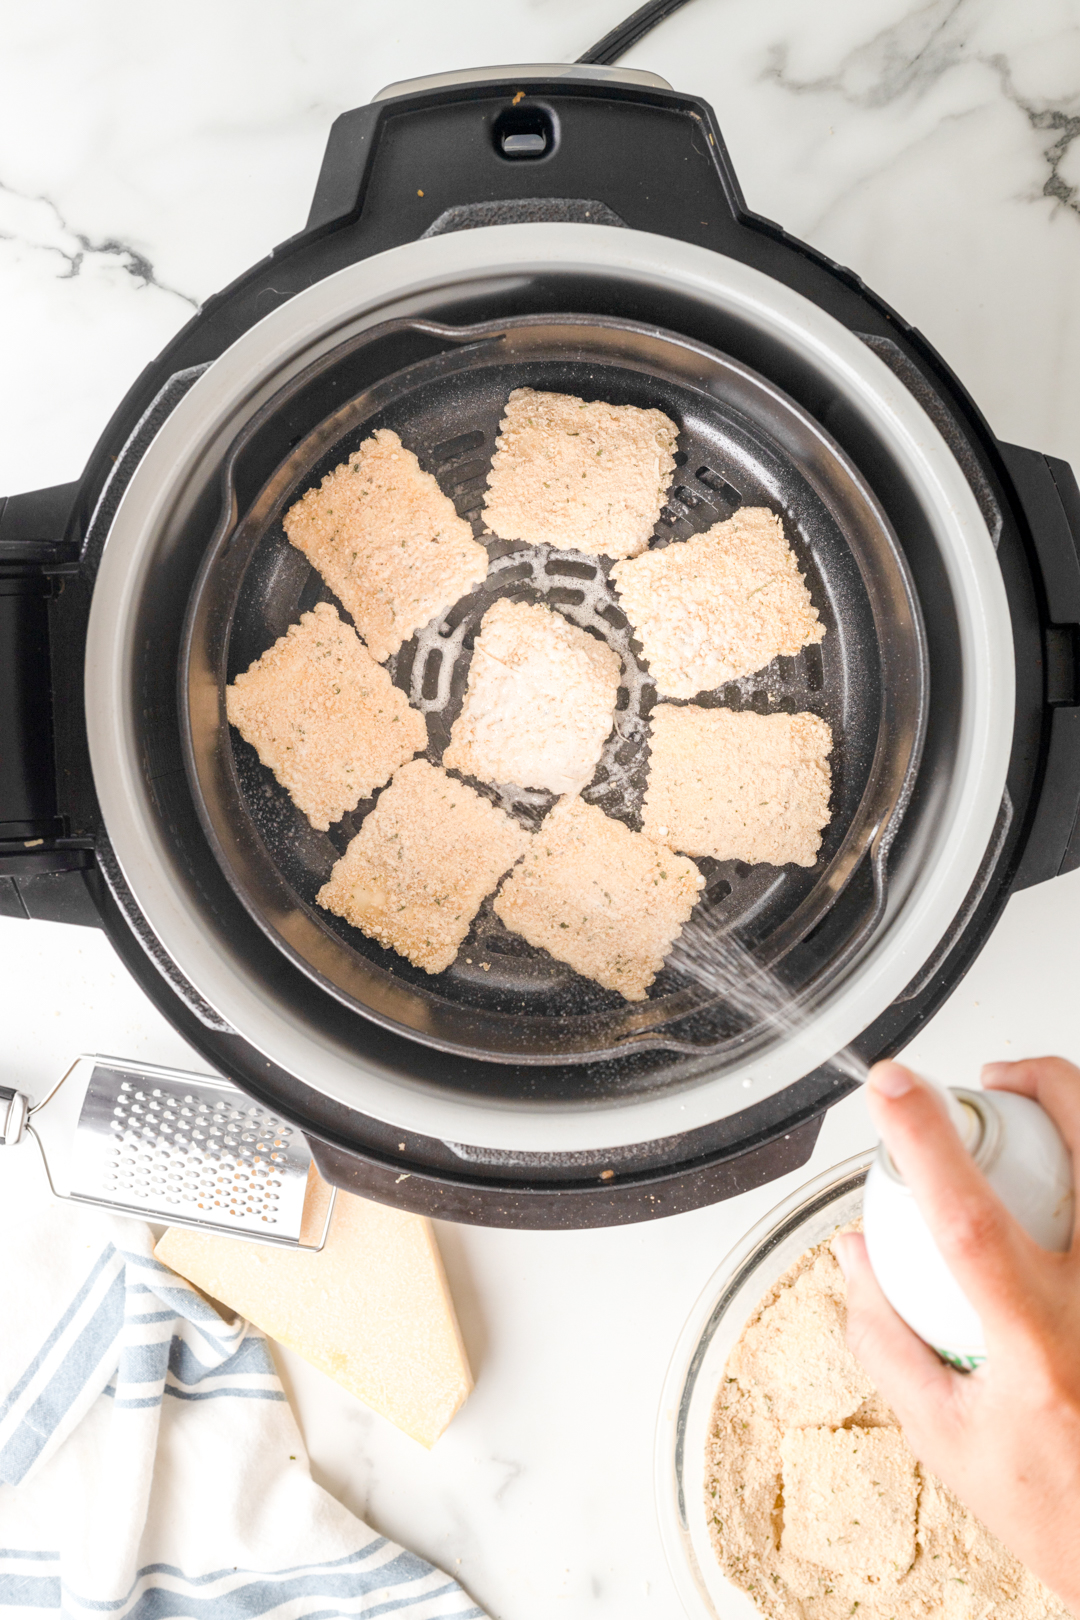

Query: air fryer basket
[182,314,927,1065]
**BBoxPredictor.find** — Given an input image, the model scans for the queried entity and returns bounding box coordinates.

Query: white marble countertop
[2,2,1079,1615]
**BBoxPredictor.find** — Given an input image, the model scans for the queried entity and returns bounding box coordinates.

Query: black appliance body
[2,63,1078,1228]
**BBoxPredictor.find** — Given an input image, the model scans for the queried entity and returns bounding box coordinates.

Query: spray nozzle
[877,1085,995,1184]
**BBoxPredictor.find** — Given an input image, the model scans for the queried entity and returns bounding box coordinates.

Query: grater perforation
[100,1077,296,1226]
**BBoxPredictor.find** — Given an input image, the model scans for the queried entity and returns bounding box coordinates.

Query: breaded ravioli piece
[643,705,832,868]
[317,760,530,974]
[493,795,703,1001]
[482,388,679,560]
[779,1427,918,1577]
[283,428,489,663]
[610,507,824,696]
[727,1248,874,1429]
[225,602,427,832]
[443,598,622,794]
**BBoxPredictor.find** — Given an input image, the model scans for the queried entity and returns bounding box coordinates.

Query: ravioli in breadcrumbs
[726,1248,874,1430]
[482,388,679,560]
[443,598,622,795]
[610,506,824,697]
[317,760,530,974]
[779,1427,918,1578]
[493,796,703,1001]
[643,705,832,868]
[283,429,488,663]
[225,603,426,832]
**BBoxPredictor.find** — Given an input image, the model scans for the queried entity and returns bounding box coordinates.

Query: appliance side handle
[997,443,1080,890]
[0,482,102,928]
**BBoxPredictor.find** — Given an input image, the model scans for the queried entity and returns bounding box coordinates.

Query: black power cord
[577,0,696,66]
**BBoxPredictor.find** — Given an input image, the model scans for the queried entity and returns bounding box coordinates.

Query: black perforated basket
[181,314,926,1070]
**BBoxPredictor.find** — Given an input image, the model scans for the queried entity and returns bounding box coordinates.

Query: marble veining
[763,0,1080,220]
[0,174,198,305]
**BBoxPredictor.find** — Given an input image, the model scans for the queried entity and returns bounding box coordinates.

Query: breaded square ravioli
[443,599,621,794]
[225,602,427,832]
[643,705,832,868]
[282,429,488,663]
[482,388,679,560]
[317,760,530,974]
[779,1426,918,1578]
[727,1248,874,1429]
[493,795,703,1001]
[610,506,824,696]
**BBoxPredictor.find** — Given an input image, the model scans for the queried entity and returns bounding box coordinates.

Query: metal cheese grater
[0,1055,334,1249]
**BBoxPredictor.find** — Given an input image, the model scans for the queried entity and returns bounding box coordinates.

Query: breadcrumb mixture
[225,602,427,831]
[482,388,679,560]
[493,795,703,1001]
[283,428,489,663]
[611,507,825,697]
[643,705,833,868]
[443,598,622,794]
[317,759,530,974]
[706,1235,1067,1620]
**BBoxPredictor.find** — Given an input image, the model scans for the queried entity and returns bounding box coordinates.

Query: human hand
[835,1056,1080,1613]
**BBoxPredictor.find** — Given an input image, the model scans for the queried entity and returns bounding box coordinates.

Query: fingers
[866,1061,1036,1331]
[982,1056,1080,1165]
[835,1231,956,1441]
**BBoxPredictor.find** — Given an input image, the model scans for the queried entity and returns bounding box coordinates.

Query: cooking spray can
[862,1087,1074,1369]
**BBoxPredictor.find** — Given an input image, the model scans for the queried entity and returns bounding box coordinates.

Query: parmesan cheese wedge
[154,1170,472,1448]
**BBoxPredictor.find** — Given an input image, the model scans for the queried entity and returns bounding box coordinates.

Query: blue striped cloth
[0,1164,486,1620]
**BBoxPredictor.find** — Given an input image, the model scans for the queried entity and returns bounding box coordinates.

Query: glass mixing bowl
[655,1151,873,1620]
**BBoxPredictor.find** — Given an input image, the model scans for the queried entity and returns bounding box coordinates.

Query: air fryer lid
[84,226,1013,1154]
[182,313,925,1065]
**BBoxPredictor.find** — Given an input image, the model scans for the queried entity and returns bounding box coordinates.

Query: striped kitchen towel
[0,1149,486,1620]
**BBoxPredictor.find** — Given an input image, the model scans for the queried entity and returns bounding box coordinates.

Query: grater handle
[0,1086,29,1146]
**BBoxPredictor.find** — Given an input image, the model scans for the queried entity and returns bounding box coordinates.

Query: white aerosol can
[863,1087,1074,1369]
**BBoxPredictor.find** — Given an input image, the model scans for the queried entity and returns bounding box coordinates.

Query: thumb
[835,1230,958,1441]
